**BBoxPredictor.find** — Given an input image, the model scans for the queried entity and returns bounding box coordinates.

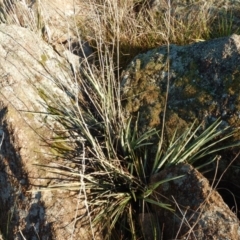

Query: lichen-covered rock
[121,34,240,152]
[122,34,240,132]
[150,163,240,239]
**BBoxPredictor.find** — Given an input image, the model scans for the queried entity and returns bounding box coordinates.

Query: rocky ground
[0,0,240,239]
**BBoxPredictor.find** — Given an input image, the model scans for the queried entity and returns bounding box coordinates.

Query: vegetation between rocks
[1,0,240,239]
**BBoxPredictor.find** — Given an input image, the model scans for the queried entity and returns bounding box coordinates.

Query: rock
[34,0,95,65]
[0,0,95,60]
[121,34,240,156]
[150,163,240,239]
[0,24,97,239]
[31,0,79,44]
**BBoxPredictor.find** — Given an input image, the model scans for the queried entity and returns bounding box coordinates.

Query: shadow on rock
[0,104,52,240]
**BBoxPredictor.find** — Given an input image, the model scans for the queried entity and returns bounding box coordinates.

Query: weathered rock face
[150,163,240,239]
[121,34,240,170]
[0,24,95,239]
[122,34,240,134]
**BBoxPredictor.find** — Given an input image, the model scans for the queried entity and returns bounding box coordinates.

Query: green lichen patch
[40,54,48,65]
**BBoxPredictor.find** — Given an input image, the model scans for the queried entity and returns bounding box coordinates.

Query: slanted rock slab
[0,24,96,239]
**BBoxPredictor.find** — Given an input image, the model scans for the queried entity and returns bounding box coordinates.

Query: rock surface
[0,24,94,239]
[121,34,240,172]
[150,163,240,239]
[122,34,240,133]
[0,0,94,61]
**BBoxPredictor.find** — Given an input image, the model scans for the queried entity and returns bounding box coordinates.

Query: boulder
[121,33,240,171]
[121,34,240,134]
[150,163,240,239]
[0,24,96,239]
[29,0,94,59]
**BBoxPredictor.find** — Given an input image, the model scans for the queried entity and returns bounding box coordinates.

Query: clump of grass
[210,8,240,38]
[77,0,238,70]
[40,74,240,239]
